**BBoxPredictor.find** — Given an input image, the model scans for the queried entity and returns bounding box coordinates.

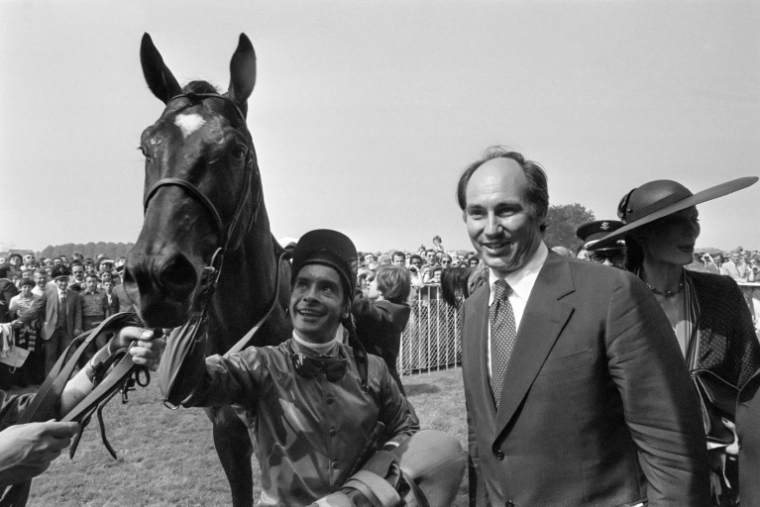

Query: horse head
[126,33,260,328]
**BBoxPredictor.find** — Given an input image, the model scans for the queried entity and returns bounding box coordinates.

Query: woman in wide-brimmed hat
[595,176,759,506]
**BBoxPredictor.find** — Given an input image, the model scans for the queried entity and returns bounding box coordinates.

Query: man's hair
[409,254,422,264]
[0,264,10,278]
[391,251,405,260]
[375,265,412,304]
[70,260,84,269]
[456,146,549,231]
[85,273,99,281]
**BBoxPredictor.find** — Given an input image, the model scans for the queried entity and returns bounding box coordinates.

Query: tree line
[38,242,136,261]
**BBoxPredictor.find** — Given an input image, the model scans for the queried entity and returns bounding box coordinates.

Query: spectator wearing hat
[578,220,627,269]
[41,265,82,376]
[158,229,464,506]
[352,265,412,395]
[597,176,760,506]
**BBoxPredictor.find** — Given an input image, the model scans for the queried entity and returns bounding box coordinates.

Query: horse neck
[206,207,280,352]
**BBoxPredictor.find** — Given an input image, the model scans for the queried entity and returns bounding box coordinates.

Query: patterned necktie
[60,291,66,304]
[490,279,517,408]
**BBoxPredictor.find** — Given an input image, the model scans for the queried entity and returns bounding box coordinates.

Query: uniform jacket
[462,252,709,507]
[352,296,411,395]
[172,339,419,506]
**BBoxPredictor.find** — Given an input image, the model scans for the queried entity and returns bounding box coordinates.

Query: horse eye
[230,145,247,160]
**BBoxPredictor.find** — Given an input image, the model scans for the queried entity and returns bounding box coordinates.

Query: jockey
[159,229,465,507]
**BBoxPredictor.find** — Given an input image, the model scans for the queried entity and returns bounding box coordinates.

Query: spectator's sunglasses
[588,249,625,265]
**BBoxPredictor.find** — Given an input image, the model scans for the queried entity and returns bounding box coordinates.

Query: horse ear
[227,33,256,116]
[140,33,182,104]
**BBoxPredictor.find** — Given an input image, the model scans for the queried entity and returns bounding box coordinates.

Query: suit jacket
[462,252,709,507]
[0,280,19,323]
[352,296,411,395]
[40,287,82,340]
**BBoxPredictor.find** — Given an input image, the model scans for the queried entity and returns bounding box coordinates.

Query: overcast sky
[2,0,758,254]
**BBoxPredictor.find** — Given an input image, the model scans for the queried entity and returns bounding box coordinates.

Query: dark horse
[125,33,291,507]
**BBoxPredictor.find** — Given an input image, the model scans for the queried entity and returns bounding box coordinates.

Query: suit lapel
[493,253,575,443]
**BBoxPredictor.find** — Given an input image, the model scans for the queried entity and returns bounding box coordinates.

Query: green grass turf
[24,367,469,507]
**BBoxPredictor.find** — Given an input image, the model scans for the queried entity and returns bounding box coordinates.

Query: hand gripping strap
[158,315,208,407]
[343,470,401,507]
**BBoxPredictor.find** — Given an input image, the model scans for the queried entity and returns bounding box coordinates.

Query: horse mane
[183,80,220,94]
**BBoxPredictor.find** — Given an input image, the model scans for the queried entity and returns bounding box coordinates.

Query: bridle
[141,92,261,297]
[140,93,290,407]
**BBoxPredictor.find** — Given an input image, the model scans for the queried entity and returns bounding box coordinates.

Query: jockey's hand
[0,420,80,487]
[109,327,166,371]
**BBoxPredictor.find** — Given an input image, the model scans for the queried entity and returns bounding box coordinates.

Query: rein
[0,314,147,507]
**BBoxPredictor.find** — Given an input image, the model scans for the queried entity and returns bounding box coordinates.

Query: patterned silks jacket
[178,338,419,506]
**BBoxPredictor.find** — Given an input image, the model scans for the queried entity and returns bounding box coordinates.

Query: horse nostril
[159,254,198,295]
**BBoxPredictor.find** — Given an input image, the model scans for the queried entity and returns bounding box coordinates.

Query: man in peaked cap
[159,229,465,507]
[577,220,627,269]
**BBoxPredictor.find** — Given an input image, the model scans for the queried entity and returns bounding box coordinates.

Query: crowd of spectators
[683,247,760,283]
[0,252,136,389]
[356,236,481,301]
[1,240,756,390]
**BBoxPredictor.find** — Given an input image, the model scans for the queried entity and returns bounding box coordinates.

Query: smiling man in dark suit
[457,147,709,507]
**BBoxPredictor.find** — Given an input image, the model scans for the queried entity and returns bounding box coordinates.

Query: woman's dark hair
[440,267,472,308]
[623,235,645,272]
[375,265,411,304]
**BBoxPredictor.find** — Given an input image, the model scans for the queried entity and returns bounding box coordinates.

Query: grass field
[23,367,469,507]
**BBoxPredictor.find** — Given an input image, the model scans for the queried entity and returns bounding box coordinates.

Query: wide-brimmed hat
[591,176,758,249]
[291,229,358,300]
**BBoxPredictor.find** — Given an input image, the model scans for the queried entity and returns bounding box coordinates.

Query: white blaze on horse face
[174,114,206,138]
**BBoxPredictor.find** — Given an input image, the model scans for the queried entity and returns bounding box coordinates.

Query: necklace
[644,279,684,298]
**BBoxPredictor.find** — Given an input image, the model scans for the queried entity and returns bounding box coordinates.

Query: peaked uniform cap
[592,176,758,249]
[577,220,626,250]
[291,229,358,299]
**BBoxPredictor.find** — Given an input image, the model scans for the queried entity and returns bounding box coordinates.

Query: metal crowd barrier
[398,284,462,376]
[398,281,760,377]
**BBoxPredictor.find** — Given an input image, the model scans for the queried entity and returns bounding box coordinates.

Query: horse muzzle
[125,249,200,328]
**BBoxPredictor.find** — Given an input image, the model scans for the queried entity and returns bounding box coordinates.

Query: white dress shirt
[487,241,549,377]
